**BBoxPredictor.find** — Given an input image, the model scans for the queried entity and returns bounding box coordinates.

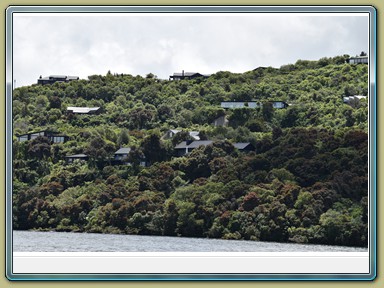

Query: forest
[12,55,369,247]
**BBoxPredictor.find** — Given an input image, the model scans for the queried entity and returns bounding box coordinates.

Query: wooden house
[16,130,69,143]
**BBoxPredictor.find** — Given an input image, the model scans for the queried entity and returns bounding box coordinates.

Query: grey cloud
[13,14,369,87]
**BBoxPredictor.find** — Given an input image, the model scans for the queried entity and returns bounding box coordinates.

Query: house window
[18,135,28,142]
[52,136,65,143]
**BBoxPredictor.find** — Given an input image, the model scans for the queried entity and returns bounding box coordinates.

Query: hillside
[12,55,369,247]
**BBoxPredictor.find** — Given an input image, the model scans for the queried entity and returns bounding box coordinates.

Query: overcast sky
[13,13,369,87]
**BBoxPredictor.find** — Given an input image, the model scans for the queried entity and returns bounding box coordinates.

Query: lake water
[13,230,368,252]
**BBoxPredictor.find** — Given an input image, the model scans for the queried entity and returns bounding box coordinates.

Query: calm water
[13,230,367,252]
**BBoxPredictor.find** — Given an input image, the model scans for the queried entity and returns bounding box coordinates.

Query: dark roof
[16,130,60,137]
[233,142,252,149]
[171,72,210,77]
[115,148,131,155]
[65,154,88,158]
[49,75,67,79]
[349,56,368,59]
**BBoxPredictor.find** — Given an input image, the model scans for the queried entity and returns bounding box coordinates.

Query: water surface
[13,230,368,252]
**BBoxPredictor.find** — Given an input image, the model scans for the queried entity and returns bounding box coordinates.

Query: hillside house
[175,140,255,157]
[343,95,367,106]
[162,129,200,140]
[348,56,368,64]
[16,130,69,143]
[67,107,101,115]
[37,75,79,85]
[221,101,288,109]
[113,147,131,163]
[271,101,289,109]
[169,71,210,80]
[112,147,147,166]
[221,101,260,109]
[65,154,88,163]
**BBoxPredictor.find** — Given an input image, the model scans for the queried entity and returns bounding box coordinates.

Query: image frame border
[5,4,377,281]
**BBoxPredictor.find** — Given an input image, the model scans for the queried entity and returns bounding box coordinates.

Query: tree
[27,136,51,159]
[117,129,130,147]
[141,132,167,164]
[262,102,273,122]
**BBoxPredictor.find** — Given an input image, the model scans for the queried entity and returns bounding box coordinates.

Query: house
[175,140,213,157]
[162,129,200,140]
[271,101,289,109]
[112,147,147,166]
[37,75,79,85]
[65,154,88,163]
[175,140,255,157]
[114,147,131,162]
[16,130,69,143]
[67,107,101,115]
[220,101,288,109]
[212,115,229,127]
[348,56,368,64]
[343,95,367,106]
[221,101,260,109]
[169,70,210,80]
[233,142,255,152]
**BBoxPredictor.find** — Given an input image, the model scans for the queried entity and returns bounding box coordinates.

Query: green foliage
[12,56,368,247]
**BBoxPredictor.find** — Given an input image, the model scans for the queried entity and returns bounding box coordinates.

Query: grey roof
[65,154,88,158]
[115,148,131,155]
[187,140,213,149]
[175,141,188,149]
[233,142,252,149]
[175,140,213,149]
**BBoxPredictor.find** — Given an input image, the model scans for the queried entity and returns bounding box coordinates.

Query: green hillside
[12,55,369,247]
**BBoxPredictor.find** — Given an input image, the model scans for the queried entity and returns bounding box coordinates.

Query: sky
[13,13,369,88]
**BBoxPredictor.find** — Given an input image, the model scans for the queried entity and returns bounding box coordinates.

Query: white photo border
[5,5,377,281]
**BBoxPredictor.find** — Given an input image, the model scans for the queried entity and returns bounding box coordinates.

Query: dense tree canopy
[12,55,369,247]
